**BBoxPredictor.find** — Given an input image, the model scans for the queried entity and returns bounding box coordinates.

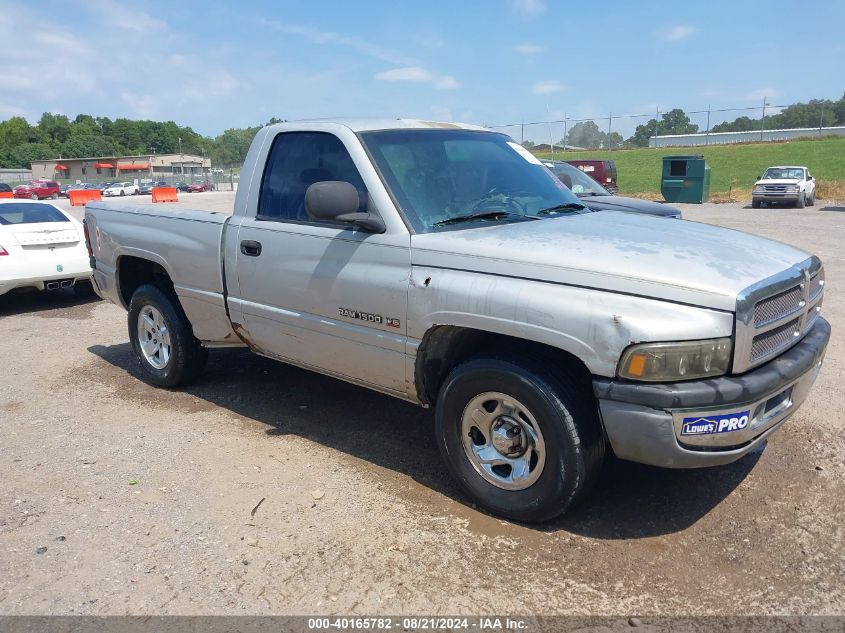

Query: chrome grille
[810,269,825,300]
[751,318,801,362]
[805,297,823,331]
[734,257,825,373]
[764,185,787,192]
[753,285,803,327]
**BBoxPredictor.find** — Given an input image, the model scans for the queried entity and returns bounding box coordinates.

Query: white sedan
[0,200,94,297]
[103,182,139,197]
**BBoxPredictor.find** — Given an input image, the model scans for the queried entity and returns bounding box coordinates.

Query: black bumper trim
[593,317,830,410]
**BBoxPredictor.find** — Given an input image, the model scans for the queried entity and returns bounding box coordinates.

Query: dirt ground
[1,194,843,616]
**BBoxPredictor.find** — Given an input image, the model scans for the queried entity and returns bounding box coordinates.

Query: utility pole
[653,107,661,148]
[760,97,768,142]
[705,104,711,146]
[178,137,184,176]
[562,114,568,152]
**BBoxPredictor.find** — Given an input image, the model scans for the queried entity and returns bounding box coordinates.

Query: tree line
[0,113,285,170]
[521,92,845,150]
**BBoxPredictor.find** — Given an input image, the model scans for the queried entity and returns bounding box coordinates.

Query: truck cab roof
[264,118,490,133]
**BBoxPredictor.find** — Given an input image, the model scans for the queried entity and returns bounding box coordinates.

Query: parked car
[544,160,682,218]
[84,119,829,523]
[174,182,190,192]
[752,166,816,208]
[103,182,139,197]
[138,181,169,195]
[0,200,93,297]
[0,183,12,194]
[13,181,61,200]
[187,181,215,193]
[95,182,115,191]
[564,159,618,194]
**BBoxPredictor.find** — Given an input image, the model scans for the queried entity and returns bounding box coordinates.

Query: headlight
[753,185,765,192]
[786,185,799,192]
[618,338,732,382]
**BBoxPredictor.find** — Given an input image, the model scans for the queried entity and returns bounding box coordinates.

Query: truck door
[230,131,411,397]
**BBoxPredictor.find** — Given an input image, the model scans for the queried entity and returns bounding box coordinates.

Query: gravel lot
[1,194,843,616]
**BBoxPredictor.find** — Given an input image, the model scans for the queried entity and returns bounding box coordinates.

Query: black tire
[51,193,58,199]
[435,357,605,523]
[752,200,761,209]
[128,283,207,387]
[31,193,38,200]
[119,190,125,197]
[808,190,815,206]
[796,192,806,209]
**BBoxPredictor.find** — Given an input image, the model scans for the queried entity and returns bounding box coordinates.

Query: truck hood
[410,211,810,311]
[580,194,681,218]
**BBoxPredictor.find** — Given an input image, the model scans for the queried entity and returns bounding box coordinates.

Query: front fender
[407,267,734,378]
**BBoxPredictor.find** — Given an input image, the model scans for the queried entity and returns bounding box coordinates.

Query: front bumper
[593,318,830,468]
[753,192,800,201]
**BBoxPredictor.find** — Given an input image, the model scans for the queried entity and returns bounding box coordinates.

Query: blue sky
[1,0,843,140]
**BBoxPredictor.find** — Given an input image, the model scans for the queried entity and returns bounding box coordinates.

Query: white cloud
[514,43,545,54]
[260,19,419,66]
[532,80,565,95]
[511,0,545,17]
[375,66,460,90]
[663,25,696,41]
[88,0,166,31]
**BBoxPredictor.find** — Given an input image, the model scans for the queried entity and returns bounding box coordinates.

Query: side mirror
[305,181,385,233]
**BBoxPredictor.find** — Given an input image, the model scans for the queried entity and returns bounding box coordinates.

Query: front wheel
[31,193,38,200]
[808,190,816,206]
[435,357,605,522]
[128,284,207,387]
[752,200,761,209]
[796,192,806,209]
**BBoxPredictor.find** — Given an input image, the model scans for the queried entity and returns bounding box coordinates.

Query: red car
[14,180,61,200]
[564,160,618,194]
[187,181,215,193]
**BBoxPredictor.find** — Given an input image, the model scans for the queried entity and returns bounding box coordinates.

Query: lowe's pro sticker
[680,410,751,436]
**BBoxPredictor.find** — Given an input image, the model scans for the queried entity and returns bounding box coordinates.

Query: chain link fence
[486,103,810,152]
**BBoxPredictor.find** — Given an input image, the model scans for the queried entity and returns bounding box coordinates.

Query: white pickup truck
[83,119,829,522]
[752,165,816,208]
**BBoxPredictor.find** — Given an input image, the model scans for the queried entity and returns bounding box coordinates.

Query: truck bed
[85,199,239,345]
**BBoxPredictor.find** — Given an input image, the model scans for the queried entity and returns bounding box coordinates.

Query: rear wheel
[128,284,207,387]
[808,190,816,206]
[435,357,605,523]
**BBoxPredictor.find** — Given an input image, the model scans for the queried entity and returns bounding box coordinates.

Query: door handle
[240,240,262,257]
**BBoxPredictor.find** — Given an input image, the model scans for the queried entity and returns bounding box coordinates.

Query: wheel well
[415,326,593,406]
[117,256,173,307]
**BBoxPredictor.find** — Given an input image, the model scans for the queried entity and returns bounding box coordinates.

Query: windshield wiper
[534,203,586,215]
[433,210,532,227]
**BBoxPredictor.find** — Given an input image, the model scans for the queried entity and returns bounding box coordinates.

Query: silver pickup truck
[84,119,829,522]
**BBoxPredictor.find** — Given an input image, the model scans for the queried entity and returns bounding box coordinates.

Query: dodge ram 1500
[84,119,829,522]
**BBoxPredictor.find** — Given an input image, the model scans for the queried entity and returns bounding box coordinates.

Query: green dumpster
[660,155,711,203]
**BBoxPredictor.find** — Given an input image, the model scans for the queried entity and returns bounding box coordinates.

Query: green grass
[535,136,845,199]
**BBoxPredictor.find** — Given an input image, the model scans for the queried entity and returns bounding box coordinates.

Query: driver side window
[257,132,367,223]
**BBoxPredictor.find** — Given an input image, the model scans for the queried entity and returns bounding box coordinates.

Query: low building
[30,154,211,182]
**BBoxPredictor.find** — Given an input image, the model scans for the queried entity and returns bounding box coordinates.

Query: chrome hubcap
[461,392,546,490]
[137,305,171,370]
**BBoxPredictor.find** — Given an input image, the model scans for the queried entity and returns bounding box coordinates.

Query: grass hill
[535,136,845,201]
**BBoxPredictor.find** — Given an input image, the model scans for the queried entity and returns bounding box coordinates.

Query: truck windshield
[361,129,585,232]
[763,168,804,180]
